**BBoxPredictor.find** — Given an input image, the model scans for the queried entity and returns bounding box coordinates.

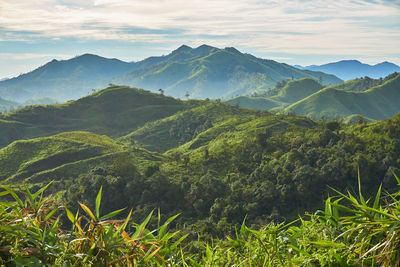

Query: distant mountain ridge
[0,45,342,101]
[298,60,400,81]
[0,54,133,101]
[113,45,341,99]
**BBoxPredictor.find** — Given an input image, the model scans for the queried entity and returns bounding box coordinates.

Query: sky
[0,0,399,79]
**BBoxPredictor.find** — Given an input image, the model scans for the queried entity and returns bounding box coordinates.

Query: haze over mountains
[0,45,341,102]
[0,44,399,123]
[296,60,400,81]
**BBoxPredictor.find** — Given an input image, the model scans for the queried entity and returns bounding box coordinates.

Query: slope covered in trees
[225,73,400,121]
[0,93,399,237]
[285,73,400,120]
[1,84,400,265]
[224,77,324,111]
[0,85,197,148]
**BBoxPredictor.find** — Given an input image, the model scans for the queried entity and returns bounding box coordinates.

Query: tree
[158,88,164,95]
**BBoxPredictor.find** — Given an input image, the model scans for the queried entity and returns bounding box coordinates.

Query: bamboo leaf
[309,240,346,248]
[358,168,367,206]
[99,207,126,221]
[132,210,153,240]
[79,202,96,222]
[44,207,59,222]
[1,186,23,207]
[373,184,382,210]
[95,186,102,220]
[32,181,53,200]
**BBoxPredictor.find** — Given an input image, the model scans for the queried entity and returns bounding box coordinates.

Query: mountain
[284,73,400,120]
[113,45,342,99]
[269,78,323,103]
[0,54,134,102]
[224,78,323,111]
[0,131,123,183]
[0,85,197,148]
[301,60,400,81]
[0,45,342,101]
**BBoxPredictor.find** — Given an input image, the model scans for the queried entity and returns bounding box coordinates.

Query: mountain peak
[336,59,362,64]
[192,44,217,55]
[173,45,192,53]
[224,47,241,54]
[374,61,399,68]
[74,53,104,60]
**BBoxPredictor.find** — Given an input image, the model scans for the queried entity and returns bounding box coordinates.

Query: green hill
[224,78,323,111]
[0,131,123,184]
[115,45,342,99]
[328,74,395,92]
[223,96,281,111]
[269,78,323,103]
[0,85,195,148]
[285,73,400,120]
[119,103,263,152]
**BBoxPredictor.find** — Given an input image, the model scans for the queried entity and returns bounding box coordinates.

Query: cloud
[0,53,72,60]
[0,0,399,61]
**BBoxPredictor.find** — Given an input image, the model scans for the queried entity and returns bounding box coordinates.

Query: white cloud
[0,53,72,60]
[0,0,399,60]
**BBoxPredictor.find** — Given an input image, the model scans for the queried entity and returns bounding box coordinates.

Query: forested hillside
[286,72,400,120]
[1,84,400,265]
[0,87,399,238]
[226,73,400,121]
[0,86,199,148]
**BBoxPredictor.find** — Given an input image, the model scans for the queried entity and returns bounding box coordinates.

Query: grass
[0,183,186,266]
[1,172,400,266]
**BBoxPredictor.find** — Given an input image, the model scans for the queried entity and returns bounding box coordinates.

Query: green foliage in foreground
[0,183,186,266]
[2,174,400,266]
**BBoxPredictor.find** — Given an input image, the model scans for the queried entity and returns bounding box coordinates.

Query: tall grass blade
[95,186,102,220]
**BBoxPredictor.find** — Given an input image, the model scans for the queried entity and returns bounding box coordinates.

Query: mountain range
[296,60,400,81]
[284,72,400,120]
[0,45,342,102]
[225,73,400,121]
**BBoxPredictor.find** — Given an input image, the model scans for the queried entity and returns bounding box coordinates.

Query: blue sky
[0,0,399,79]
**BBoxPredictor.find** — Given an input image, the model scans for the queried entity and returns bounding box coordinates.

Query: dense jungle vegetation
[1,85,400,265]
